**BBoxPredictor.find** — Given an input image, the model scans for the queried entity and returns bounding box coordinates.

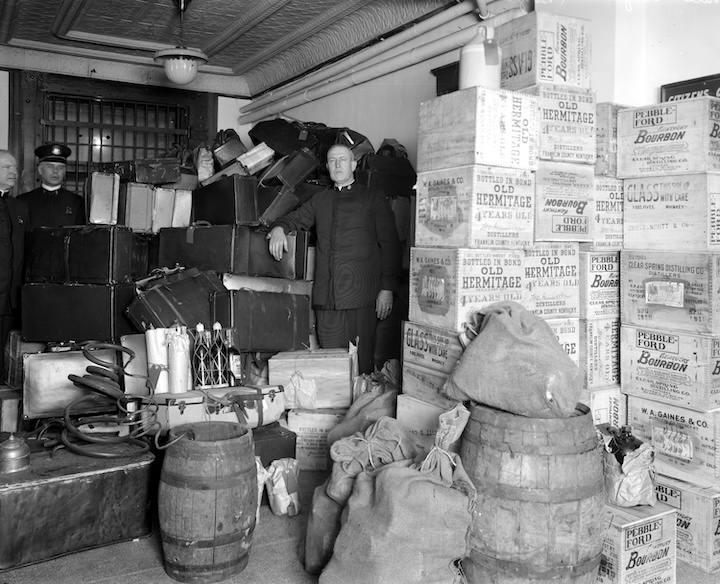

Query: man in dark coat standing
[0,151,28,381]
[268,143,401,374]
[18,143,85,227]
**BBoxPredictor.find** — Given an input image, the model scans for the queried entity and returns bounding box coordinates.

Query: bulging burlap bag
[443,301,581,418]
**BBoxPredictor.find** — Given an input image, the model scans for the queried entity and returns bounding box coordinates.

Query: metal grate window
[43,94,190,196]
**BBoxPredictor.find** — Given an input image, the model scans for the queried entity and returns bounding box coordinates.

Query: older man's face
[38,161,67,187]
[327,146,356,188]
[0,153,18,192]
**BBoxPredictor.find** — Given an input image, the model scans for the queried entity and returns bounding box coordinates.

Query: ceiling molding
[232,0,376,74]
[203,0,291,57]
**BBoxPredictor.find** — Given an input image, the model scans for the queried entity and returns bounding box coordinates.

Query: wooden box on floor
[395,393,447,457]
[286,409,346,470]
[655,474,720,573]
[597,502,677,584]
[0,446,154,571]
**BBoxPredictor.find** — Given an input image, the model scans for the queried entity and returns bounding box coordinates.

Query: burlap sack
[326,389,398,447]
[443,301,581,418]
[297,477,344,575]
[319,450,475,584]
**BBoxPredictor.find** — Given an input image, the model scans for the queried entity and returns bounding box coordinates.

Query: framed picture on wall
[660,73,720,102]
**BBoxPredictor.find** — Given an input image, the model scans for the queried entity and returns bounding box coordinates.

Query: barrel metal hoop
[165,553,249,574]
[477,436,599,456]
[161,525,254,548]
[160,469,247,490]
[468,550,602,579]
[478,481,603,503]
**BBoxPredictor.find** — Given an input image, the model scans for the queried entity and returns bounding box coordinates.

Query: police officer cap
[35,143,71,164]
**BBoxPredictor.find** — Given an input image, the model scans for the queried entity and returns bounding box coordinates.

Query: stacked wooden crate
[617,96,720,574]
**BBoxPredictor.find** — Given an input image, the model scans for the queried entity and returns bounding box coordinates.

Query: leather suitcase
[257,185,300,227]
[119,182,154,233]
[192,175,259,225]
[212,289,311,352]
[355,152,417,198]
[86,172,120,225]
[253,422,297,467]
[25,225,149,284]
[152,187,175,233]
[125,269,225,331]
[249,118,318,156]
[259,147,319,190]
[158,224,310,279]
[22,347,120,419]
[98,158,181,184]
[171,189,193,228]
[22,283,136,343]
[0,446,154,571]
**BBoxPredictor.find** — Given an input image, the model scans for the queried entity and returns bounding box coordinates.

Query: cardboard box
[579,250,620,319]
[395,393,448,456]
[626,395,720,486]
[268,349,356,410]
[286,409,347,470]
[546,317,580,366]
[621,325,720,412]
[618,97,720,178]
[534,161,594,241]
[620,250,720,335]
[623,172,720,251]
[417,86,539,172]
[401,321,462,409]
[595,103,629,177]
[579,385,626,428]
[655,474,720,573]
[522,242,580,319]
[581,177,624,251]
[581,318,620,389]
[597,503,676,584]
[495,11,592,90]
[414,165,535,249]
[521,84,596,165]
[409,246,524,332]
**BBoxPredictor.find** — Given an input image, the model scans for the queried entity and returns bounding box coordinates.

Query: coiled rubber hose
[62,341,159,458]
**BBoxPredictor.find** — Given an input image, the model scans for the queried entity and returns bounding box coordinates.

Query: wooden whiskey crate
[579,250,620,319]
[595,102,629,177]
[495,11,592,91]
[417,86,539,173]
[618,97,720,178]
[580,177,624,251]
[521,84,596,165]
[623,172,720,251]
[522,242,580,319]
[534,161,594,241]
[409,246,524,332]
[414,165,535,249]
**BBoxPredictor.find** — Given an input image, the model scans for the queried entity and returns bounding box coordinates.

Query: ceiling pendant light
[153,0,208,85]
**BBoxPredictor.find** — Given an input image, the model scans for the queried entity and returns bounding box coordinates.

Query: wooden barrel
[460,403,604,584]
[158,421,257,584]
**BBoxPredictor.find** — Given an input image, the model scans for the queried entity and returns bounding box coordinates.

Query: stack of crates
[617,95,720,575]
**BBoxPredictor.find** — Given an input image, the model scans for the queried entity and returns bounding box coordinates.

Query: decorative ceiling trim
[64,32,167,52]
[8,38,234,76]
[241,0,450,95]
[232,0,376,74]
[51,0,92,38]
[203,0,291,58]
[0,0,23,44]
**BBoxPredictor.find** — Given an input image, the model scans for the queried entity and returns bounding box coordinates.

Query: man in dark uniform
[18,143,85,227]
[0,151,28,381]
[267,143,401,374]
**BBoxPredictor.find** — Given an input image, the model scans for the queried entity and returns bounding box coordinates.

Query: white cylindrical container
[458,25,501,90]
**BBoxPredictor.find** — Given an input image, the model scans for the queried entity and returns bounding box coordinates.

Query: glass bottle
[210,322,229,388]
[609,425,644,465]
[225,328,245,386]
[192,323,213,390]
